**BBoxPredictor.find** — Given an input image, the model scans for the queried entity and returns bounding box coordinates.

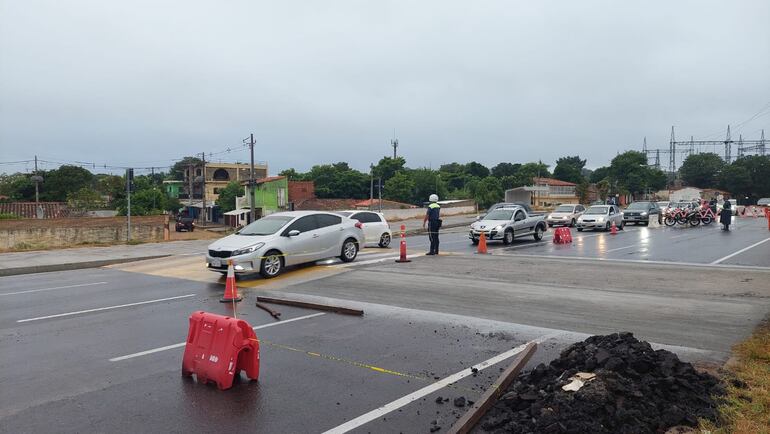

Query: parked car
[469,206,547,245]
[758,198,770,207]
[205,211,364,278]
[576,205,624,231]
[336,210,392,248]
[175,216,195,232]
[623,201,661,226]
[546,204,585,227]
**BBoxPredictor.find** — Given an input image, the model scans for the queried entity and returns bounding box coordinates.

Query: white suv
[337,210,392,248]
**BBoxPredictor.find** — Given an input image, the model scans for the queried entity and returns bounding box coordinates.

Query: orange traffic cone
[395,224,411,263]
[220,260,243,303]
[610,222,618,235]
[476,231,488,254]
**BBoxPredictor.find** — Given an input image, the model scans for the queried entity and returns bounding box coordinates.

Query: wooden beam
[255,296,364,316]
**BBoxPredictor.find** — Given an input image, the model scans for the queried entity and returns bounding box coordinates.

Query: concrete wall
[0,216,168,249]
[382,205,476,221]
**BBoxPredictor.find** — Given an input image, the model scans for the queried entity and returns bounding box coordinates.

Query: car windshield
[237,216,293,235]
[758,198,770,205]
[554,205,574,212]
[585,206,609,215]
[626,202,650,210]
[485,209,515,220]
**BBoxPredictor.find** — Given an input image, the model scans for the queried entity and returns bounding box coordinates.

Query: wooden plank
[447,342,537,434]
[255,296,364,316]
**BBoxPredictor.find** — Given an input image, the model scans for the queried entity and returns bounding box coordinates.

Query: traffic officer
[423,194,441,255]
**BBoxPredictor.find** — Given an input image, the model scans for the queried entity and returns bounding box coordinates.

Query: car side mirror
[476,216,482,221]
[288,230,300,237]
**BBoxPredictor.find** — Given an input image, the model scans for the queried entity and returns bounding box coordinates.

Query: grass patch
[702,319,770,434]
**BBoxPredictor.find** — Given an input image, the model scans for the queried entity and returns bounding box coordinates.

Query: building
[163,180,183,199]
[182,162,268,203]
[0,202,69,219]
[505,177,579,208]
[228,176,289,226]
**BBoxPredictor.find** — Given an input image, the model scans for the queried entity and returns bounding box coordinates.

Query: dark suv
[175,216,195,232]
[623,201,661,226]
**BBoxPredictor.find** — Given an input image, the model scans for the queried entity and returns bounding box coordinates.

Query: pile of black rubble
[480,333,724,434]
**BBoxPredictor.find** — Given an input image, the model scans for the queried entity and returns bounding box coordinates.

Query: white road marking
[493,252,770,271]
[17,294,197,323]
[335,253,426,268]
[323,333,561,434]
[604,244,638,253]
[0,281,108,297]
[710,237,770,265]
[109,312,326,361]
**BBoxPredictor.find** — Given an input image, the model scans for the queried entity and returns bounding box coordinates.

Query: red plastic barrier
[182,311,260,390]
[553,227,572,244]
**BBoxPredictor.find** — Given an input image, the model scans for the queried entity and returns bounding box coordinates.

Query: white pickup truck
[469,205,548,245]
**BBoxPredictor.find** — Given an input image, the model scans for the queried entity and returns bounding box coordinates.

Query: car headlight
[641,212,648,216]
[597,217,605,222]
[231,243,265,256]
[494,225,503,231]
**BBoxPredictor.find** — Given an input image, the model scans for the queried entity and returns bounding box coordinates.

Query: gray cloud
[1,0,769,175]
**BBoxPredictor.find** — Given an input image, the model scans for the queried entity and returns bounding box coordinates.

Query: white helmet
[429,194,439,202]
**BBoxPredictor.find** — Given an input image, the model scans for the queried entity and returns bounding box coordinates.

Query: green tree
[372,157,406,183]
[409,168,448,204]
[170,157,203,181]
[464,161,490,179]
[383,172,415,203]
[304,163,369,199]
[596,179,610,202]
[67,187,104,213]
[216,181,243,213]
[96,174,125,204]
[589,166,610,183]
[513,162,551,186]
[0,173,36,201]
[719,164,752,199]
[439,162,465,173]
[117,188,167,216]
[679,153,725,188]
[491,162,520,178]
[607,151,663,197]
[468,176,503,208]
[575,179,590,204]
[553,156,586,184]
[41,165,94,201]
[278,168,306,181]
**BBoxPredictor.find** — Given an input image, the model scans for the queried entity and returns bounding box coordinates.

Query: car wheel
[339,238,358,262]
[378,233,391,248]
[260,250,283,279]
[619,221,624,230]
[577,228,583,232]
[570,219,576,227]
[533,225,544,241]
[606,222,611,231]
[502,229,514,245]
[471,239,479,245]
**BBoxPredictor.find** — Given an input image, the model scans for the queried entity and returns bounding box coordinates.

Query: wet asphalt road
[0,268,579,434]
[1,217,769,433]
[405,217,770,267]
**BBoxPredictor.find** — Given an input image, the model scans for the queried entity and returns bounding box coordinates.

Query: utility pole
[378,177,382,213]
[249,134,256,223]
[369,164,374,211]
[32,156,44,219]
[126,168,133,242]
[200,152,207,225]
[187,164,194,209]
[724,125,732,163]
[669,126,676,175]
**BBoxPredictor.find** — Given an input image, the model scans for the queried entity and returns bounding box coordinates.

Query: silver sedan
[576,205,624,231]
[206,211,364,278]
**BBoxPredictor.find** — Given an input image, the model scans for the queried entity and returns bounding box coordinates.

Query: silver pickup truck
[469,205,548,245]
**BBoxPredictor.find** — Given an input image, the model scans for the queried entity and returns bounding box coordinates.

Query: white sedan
[337,210,392,248]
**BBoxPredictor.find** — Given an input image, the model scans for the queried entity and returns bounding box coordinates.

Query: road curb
[0,255,171,277]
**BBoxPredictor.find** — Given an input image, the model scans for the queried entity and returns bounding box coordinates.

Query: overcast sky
[1,0,769,176]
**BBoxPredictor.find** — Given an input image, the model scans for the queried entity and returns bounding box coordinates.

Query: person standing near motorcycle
[720,200,732,231]
[709,198,717,216]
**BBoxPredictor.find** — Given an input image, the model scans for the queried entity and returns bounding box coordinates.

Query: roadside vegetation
[702,319,770,434]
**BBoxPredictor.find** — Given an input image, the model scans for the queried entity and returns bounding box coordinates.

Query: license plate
[210,258,221,267]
